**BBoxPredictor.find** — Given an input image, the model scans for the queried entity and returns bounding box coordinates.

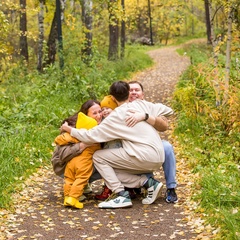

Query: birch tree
[223,1,239,104]
[209,1,222,106]
[208,0,239,106]
[223,6,232,104]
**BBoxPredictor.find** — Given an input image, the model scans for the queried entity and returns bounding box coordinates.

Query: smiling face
[87,103,103,124]
[129,83,144,102]
[101,107,113,118]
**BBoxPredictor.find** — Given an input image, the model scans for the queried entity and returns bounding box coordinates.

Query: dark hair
[109,81,129,102]
[80,99,100,115]
[61,99,100,127]
[128,80,144,91]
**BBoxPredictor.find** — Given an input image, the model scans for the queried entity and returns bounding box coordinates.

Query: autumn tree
[2,0,234,69]
[0,10,10,71]
[223,2,238,104]
[205,0,240,105]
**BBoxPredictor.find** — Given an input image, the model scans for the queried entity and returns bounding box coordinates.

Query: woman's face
[87,103,103,124]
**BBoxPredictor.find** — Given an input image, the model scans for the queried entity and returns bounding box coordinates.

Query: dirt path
[1,42,208,240]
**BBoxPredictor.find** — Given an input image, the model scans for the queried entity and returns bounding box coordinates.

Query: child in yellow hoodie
[55,112,101,209]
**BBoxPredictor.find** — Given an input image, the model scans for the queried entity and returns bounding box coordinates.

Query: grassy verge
[173,43,240,239]
[0,44,155,209]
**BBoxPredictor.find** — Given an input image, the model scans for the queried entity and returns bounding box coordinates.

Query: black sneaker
[165,188,178,203]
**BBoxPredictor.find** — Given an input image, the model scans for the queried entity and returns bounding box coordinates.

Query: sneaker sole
[98,201,133,209]
[165,198,178,203]
[142,182,163,205]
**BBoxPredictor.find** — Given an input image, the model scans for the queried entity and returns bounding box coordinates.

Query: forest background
[0,0,239,239]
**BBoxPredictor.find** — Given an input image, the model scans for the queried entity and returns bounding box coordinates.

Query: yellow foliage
[173,85,199,118]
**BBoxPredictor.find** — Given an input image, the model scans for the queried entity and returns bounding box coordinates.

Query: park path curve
[1,40,213,240]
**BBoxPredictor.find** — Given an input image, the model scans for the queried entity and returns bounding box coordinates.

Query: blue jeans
[162,140,177,189]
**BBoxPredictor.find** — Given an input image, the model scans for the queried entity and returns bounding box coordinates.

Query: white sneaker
[98,191,133,209]
[142,180,163,204]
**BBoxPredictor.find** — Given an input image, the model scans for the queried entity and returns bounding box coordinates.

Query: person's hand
[125,109,145,127]
[60,122,71,133]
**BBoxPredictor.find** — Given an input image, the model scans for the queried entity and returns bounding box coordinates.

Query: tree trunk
[209,2,221,106]
[204,0,211,44]
[19,0,29,61]
[191,0,194,35]
[37,0,44,72]
[224,7,233,104]
[184,0,188,35]
[120,0,125,59]
[108,0,119,61]
[80,0,93,60]
[45,11,57,66]
[147,0,153,45]
[56,0,64,69]
[60,0,66,21]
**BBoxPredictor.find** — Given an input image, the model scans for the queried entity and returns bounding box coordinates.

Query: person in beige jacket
[61,81,173,209]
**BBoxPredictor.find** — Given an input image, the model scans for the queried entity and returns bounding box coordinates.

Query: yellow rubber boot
[66,196,83,209]
[64,196,70,206]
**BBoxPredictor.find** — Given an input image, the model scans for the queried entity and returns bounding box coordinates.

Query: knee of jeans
[162,140,173,152]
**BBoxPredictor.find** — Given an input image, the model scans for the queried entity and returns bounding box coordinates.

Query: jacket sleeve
[70,113,122,144]
[152,102,174,117]
[54,132,79,145]
[51,143,82,176]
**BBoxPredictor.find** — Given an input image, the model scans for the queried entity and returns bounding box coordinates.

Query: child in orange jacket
[55,112,101,209]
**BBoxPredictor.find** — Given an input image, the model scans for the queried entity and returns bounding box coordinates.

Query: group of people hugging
[51,80,178,209]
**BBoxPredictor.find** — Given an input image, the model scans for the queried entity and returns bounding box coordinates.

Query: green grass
[173,42,240,239]
[194,164,240,240]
